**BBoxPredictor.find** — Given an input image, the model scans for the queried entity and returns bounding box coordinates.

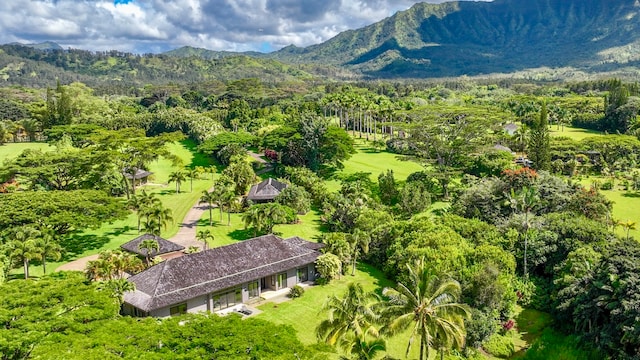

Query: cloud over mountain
[0,0,487,53]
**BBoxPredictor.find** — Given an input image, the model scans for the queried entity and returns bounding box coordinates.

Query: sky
[0,0,485,54]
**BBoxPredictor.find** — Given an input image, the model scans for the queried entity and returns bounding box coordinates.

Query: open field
[324,138,423,191]
[0,142,51,163]
[549,126,605,141]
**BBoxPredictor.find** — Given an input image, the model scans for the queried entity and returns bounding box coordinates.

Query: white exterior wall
[150,307,170,317]
[187,295,209,313]
[287,268,297,287]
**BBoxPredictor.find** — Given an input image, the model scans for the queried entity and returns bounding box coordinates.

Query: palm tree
[168,170,186,193]
[348,230,370,276]
[196,229,214,250]
[86,249,143,281]
[508,186,539,278]
[138,238,159,267]
[242,206,263,237]
[142,204,173,236]
[316,283,380,347]
[380,259,470,360]
[8,226,42,279]
[128,190,161,233]
[339,335,387,360]
[185,168,199,192]
[99,278,136,307]
[222,190,237,226]
[200,190,216,226]
[620,219,636,241]
[213,180,232,222]
[35,234,62,274]
[20,118,40,142]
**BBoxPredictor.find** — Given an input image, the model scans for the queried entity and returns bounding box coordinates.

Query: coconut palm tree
[316,283,380,347]
[196,229,214,250]
[138,238,159,267]
[380,259,470,360]
[8,226,42,279]
[35,233,62,274]
[339,335,387,360]
[168,170,186,193]
[200,190,216,226]
[620,219,637,241]
[222,190,237,226]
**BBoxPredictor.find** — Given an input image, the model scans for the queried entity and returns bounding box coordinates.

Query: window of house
[170,303,187,316]
[212,288,242,311]
[277,272,287,289]
[297,267,308,283]
[248,281,259,299]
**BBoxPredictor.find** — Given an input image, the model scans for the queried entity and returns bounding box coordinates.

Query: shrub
[288,285,304,298]
[483,333,515,358]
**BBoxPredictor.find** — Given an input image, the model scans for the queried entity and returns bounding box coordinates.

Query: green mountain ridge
[3,0,640,84]
[269,0,640,77]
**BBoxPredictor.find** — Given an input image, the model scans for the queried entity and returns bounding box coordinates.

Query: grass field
[324,138,424,191]
[254,263,424,359]
[0,142,51,163]
[549,126,605,141]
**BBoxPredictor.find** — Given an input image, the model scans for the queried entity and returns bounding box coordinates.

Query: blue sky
[0,0,488,53]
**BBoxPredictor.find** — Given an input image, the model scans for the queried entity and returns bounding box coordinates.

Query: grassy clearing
[324,138,423,191]
[254,263,421,359]
[0,142,51,163]
[197,207,326,248]
[549,126,605,141]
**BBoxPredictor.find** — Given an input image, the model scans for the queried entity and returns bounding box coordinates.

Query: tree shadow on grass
[356,262,395,297]
[228,228,258,241]
[60,234,111,261]
[180,139,224,171]
[622,191,640,198]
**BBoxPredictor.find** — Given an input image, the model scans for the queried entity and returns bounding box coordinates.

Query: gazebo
[246,178,288,203]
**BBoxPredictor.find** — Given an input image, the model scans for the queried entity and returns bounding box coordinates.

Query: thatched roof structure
[124,234,322,312]
[120,234,184,257]
[246,178,287,202]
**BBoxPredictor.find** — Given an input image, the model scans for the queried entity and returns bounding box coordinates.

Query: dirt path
[56,187,214,272]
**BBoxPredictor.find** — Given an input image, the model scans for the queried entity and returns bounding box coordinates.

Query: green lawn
[549,126,605,141]
[325,138,424,191]
[0,142,51,163]
[197,207,326,249]
[254,263,422,359]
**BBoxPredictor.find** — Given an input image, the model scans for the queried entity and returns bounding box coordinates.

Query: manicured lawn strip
[0,142,51,163]
[254,263,420,359]
[325,138,423,191]
[549,126,605,141]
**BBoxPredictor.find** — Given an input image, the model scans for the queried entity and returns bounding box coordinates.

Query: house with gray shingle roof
[246,178,288,203]
[122,234,322,317]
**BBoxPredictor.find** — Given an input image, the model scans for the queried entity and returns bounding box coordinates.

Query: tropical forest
[2,0,640,359]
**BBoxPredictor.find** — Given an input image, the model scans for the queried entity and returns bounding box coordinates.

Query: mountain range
[3,0,640,86]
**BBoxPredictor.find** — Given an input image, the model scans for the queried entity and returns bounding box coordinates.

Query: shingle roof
[123,168,153,180]
[124,234,321,312]
[120,234,185,257]
[246,178,288,201]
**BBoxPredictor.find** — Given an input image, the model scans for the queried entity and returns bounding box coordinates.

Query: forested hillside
[271,0,640,77]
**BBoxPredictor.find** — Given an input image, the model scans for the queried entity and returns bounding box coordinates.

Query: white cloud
[0,0,491,53]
